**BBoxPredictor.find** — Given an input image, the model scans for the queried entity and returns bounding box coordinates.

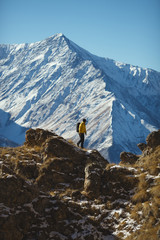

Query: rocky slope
[0,33,160,162]
[0,129,160,240]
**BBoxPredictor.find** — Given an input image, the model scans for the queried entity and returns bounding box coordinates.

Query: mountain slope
[0,109,27,147]
[0,33,160,162]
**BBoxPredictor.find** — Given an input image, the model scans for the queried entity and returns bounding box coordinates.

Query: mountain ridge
[0,33,160,162]
[0,128,160,239]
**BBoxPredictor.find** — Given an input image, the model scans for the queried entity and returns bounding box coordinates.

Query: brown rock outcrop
[120,151,139,164]
[0,173,37,207]
[0,128,159,240]
[136,129,160,158]
[84,161,104,199]
[146,129,160,148]
[120,129,160,164]
[137,142,147,151]
[25,128,57,147]
[1,129,113,240]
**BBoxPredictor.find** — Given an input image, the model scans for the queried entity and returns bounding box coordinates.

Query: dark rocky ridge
[0,128,160,240]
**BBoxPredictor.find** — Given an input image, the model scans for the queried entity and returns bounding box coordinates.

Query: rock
[137,143,147,151]
[16,160,38,179]
[0,174,37,207]
[0,216,23,240]
[88,149,109,167]
[36,157,74,190]
[146,130,160,148]
[1,163,14,175]
[120,151,139,164]
[2,128,159,240]
[25,128,57,147]
[43,135,85,161]
[84,162,103,199]
[102,165,138,202]
[136,130,160,157]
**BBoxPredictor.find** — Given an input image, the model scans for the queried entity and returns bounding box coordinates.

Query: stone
[84,162,103,199]
[0,174,37,207]
[16,160,38,179]
[43,135,85,162]
[137,143,147,151]
[120,151,139,164]
[25,128,57,147]
[146,130,160,148]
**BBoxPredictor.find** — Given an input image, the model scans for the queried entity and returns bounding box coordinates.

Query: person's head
[83,118,86,123]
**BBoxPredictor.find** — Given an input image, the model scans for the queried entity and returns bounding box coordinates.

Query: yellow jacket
[79,122,86,134]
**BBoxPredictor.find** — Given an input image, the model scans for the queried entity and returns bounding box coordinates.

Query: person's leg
[77,134,81,147]
[80,133,84,148]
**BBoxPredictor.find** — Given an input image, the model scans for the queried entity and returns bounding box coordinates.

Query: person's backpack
[76,122,80,132]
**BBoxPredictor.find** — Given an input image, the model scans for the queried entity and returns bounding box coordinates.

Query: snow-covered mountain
[0,33,160,162]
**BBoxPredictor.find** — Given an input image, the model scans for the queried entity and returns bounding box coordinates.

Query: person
[77,119,87,148]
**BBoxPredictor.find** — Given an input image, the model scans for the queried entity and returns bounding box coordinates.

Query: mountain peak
[45,33,66,41]
[0,34,159,162]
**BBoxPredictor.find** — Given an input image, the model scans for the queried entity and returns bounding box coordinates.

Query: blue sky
[0,0,160,72]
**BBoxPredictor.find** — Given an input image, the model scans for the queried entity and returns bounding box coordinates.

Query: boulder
[0,174,37,207]
[43,135,85,162]
[36,157,74,190]
[25,128,57,147]
[102,165,138,201]
[120,152,139,164]
[16,160,38,179]
[88,149,109,167]
[137,143,147,152]
[146,130,160,148]
[84,162,103,199]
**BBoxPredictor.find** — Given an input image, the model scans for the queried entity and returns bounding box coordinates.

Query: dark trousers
[77,133,84,148]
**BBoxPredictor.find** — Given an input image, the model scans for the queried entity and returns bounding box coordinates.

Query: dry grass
[151,202,159,219]
[125,226,160,240]
[138,173,149,189]
[150,185,160,198]
[136,146,160,175]
[33,145,42,152]
[142,201,151,216]
[132,144,160,203]
[126,145,160,240]
[154,196,160,206]
[132,174,150,203]
[0,147,8,156]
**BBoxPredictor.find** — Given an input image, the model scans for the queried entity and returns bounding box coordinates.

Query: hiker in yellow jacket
[77,119,87,148]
